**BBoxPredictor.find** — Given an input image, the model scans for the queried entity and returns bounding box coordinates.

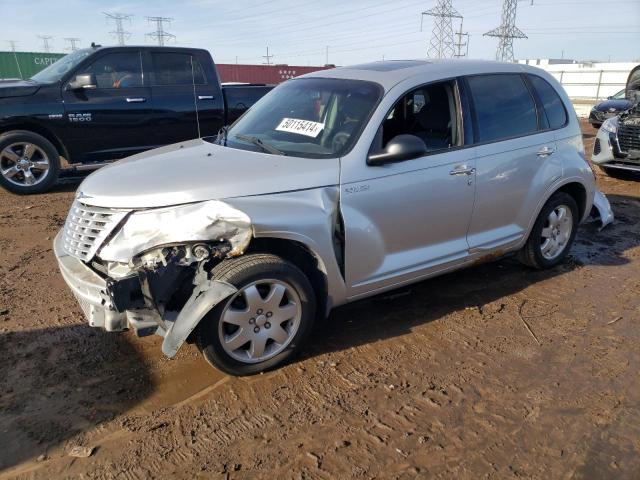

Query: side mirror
[67,73,97,91]
[367,134,428,166]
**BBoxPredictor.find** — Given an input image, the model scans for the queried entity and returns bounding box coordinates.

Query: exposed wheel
[0,130,60,194]
[196,254,316,376]
[518,192,579,269]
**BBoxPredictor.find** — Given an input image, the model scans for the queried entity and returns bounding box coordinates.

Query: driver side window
[375,80,461,153]
[81,52,143,89]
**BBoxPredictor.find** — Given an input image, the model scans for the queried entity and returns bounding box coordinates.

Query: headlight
[98,200,252,263]
[601,116,618,134]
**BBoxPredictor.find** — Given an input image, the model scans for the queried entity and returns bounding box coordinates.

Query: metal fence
[548,69,631,101]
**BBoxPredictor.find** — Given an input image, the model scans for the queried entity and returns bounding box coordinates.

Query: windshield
[612,89,626,99]
[215,78,383,158]
[30,49,93,83]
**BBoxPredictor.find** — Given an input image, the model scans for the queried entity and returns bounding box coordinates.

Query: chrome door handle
[198,95,214,100]
[126,97,146,103]
[449,166,476,176]
[537,146,556,157]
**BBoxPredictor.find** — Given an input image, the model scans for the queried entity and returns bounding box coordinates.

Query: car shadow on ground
[305,193,640,361]
[0,324,152,471]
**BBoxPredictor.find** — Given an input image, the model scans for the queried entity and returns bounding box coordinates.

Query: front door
[62,50,155,163]
[340,80,477,298]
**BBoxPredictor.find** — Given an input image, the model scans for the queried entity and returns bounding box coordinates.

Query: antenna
[262,46,274,65]
[421,0,462,59]
[37,35,53,53]
[454,20,469,58]
[484,0,528,62]
[103,12,133,46]
[64,37,81,51]
[146,16,175,46]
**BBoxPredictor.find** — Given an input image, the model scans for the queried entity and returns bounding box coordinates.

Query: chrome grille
[62,200,129,261]
[618,122,640,153]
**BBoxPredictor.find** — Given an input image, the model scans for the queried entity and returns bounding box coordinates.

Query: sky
[1,0,639,65]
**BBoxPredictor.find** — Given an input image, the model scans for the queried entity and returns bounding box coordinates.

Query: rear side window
[151,52,206,86]
[528,75,567,129]
[467,74,538,143]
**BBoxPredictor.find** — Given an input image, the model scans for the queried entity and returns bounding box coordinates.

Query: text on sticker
[276,118,325,138]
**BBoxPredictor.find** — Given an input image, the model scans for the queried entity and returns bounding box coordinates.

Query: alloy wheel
[0,142,50,187]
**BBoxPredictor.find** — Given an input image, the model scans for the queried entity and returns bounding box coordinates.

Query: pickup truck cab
[54,60,613,375]
[0,45,272,194]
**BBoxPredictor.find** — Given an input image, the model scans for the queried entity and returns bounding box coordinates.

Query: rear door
[62,50,155,163]
[463,73,562,252]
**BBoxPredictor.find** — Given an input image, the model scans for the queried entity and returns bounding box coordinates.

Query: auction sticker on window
[275,118,325,138]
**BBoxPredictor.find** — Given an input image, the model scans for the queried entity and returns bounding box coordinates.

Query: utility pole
[421,0,462,59]
[262,46,273,65]
[64,37,81,51]
[103,12,133,46]
[325,45,329,66]
[484,0,527,62]
[37,35,53,53]
[146,16,175,46]
[454,20,469,58]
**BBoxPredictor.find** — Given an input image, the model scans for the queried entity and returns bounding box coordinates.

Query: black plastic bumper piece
[106,275,145,313]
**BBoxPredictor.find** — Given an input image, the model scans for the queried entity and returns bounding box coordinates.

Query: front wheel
[518,192,579,269]
[196,254,316,376]
[0,130,60,194]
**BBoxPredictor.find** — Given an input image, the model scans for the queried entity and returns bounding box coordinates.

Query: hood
[78,139,340,209]
[0,79,41,98]
[594,99,633,112]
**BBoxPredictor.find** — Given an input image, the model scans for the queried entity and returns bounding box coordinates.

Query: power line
[421,0,462,59]
[484,0,527,62]
[64,37,81,51]
[146,16,175,46]
[103,12,133,46]
[37,35,53,53]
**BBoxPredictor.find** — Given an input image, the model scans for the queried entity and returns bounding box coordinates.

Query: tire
[0,130,60,194]
[517,192,579,269]
[196,254,316,376]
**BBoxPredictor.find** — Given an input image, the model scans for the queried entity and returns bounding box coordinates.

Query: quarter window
[151,53,206,86]
[81,52,143,89]
[528,75,567,129]
[467,74,538,143]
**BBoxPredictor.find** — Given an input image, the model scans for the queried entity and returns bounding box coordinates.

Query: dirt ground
[1,121,639,479]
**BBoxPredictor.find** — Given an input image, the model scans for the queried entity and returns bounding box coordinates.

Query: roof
[302,59,542,92]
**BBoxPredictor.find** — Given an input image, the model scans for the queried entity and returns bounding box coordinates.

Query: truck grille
[618,122,640,153]
[62,200,129,261]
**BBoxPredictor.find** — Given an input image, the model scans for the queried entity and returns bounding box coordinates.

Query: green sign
[0,51,66,80]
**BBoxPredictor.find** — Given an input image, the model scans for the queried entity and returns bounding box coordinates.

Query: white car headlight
[601,116,618,134]
[98,200,252,263]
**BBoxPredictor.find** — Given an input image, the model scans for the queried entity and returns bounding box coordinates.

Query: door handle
[537,146,556,157]
[126,97,146,103]
[449,166,476,176]
[198,95,214,100]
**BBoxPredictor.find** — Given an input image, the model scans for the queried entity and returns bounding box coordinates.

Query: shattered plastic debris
[68,445,96,458]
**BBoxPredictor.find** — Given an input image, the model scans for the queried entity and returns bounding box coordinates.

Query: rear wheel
[196,254,316,376]
[0,130,60,194]
[518,192,579,269]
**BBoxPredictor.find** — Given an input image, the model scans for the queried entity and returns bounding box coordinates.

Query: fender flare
[161,279,237,358]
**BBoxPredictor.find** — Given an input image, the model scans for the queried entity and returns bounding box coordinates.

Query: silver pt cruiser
[55,60,613,375]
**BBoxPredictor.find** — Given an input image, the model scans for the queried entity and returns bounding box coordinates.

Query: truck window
[81,52,143,89]
[378,80,460,152]
[151,53,206,86]
[467,74,538,143]
[528,75,568,130]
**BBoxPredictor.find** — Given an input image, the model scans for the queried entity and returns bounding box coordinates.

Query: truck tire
[196,254,316,376]
[0,130,61,194]
[517,192,579,269]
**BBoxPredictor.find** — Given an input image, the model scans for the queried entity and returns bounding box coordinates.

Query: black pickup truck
[0,45,273,194]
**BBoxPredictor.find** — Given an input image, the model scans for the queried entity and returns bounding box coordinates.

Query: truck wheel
[0,130,60,194]
[517,192,579,269]
[196,254,316,376]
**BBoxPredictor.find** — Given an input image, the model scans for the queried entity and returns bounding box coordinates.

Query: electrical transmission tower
[484,0,527,62]
[103,12,133,46]
[454,20,469,58]
[146,17,175,46]
[262,46,274,65]
[64,37,81,51]
[6,40,18,52]
[421,0,462,59]
[37,35,53,53]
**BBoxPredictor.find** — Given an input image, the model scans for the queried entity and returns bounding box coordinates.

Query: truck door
[62,50,155,163]
[148,51,223,143]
